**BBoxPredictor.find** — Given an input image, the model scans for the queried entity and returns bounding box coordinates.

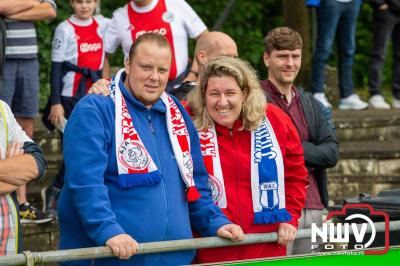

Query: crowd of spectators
[0,0,397,264]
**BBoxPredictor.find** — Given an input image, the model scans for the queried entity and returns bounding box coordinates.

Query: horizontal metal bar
[0,255,26,266]
[0,220,399,265]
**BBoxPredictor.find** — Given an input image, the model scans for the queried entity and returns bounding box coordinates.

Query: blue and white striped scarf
[200,117,292,224]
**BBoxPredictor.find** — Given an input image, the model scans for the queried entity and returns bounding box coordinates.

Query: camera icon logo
[311,203,390,255]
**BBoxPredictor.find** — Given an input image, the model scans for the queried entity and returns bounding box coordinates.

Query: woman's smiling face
[205,75,246,129]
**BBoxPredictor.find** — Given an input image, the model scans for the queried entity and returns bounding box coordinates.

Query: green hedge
[37,1,391,108]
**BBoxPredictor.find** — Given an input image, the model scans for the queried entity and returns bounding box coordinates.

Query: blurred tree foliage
[36,1,391,109]
[187,0,283,80]
[37,0,281,108]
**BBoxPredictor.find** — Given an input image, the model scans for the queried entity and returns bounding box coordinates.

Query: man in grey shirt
[0,0,56,223]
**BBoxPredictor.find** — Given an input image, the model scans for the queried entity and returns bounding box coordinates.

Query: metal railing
[0,221,399,266]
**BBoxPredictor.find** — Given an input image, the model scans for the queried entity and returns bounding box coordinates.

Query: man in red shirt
[261,27,339,255]
[104,0,208,91]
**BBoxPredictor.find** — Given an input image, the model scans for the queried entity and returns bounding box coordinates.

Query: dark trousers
[311,0,361,98]
[368,9,400,99]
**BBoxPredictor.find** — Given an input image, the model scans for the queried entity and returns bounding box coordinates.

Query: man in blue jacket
[58,32,244,266]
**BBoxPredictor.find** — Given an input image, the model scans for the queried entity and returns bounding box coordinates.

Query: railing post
[23,251,34,266]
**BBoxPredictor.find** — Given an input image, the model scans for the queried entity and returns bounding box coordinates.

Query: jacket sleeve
[2,101,46,179]
[63,100,125,246]
[306,0,321,7]
[177,100,232,236]
[302,97,339,169]
[51,23,68,105]
[104,9,122,54]
[50,62,63,105]
[22,141,46,179]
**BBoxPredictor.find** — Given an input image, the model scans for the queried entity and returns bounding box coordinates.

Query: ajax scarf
[110,69,200,202]
[200,118,292,224]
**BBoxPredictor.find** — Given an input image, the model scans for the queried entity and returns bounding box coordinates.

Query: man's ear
[124,58,131,75]
[263,52,270,68]
[197,51,207,66]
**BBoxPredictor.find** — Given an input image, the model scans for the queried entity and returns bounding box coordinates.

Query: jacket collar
[215,119,244,137]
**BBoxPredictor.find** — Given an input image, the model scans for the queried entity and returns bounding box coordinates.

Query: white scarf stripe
[161,93,195,188]
[200,127,227,208]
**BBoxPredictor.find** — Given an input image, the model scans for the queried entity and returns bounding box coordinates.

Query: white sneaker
[313,93,332,109]
[393,98,400,109]
[368,95,390,109]
[339,94,368,110]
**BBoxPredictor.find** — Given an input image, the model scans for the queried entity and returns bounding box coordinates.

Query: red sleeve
[182,100,193,116]
[266,104,308,228]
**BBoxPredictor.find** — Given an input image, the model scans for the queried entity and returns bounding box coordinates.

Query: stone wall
[327,109,400,204]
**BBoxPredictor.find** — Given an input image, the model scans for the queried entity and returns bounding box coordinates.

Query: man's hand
[105,234,139,260]
[48,104,65,127]
[88,79,110,96]
[216,224,245,242]
[0,142,23,195]
[6,1,55,21]
[277,223,297,246]
[0,0,39,17]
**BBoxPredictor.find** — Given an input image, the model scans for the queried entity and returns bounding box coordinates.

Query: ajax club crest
[208,174,223,204]
[118,140,150,170]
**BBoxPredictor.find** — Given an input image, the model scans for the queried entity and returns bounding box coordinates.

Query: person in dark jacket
[170,31,238,100]
[367,0,400,109]
[260,27,339,255]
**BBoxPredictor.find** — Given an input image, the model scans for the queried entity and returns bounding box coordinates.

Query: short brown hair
[128,33,171,61]
[264,27,302,53]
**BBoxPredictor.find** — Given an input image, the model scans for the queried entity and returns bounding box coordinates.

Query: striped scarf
[200,117,292,224]
[110,69,200,202]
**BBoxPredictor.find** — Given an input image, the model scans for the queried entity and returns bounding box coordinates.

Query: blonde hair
[188,56,266,131]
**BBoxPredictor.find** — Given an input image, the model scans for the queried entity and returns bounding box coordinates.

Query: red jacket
[196,104,308,263]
